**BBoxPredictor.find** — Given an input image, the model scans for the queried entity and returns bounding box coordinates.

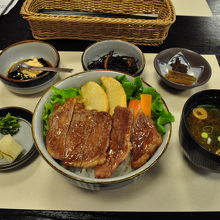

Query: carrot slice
[140,94,152,117]
[128,94,152,119]
[128,99,141,119]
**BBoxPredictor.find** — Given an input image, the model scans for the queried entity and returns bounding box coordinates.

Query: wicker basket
[20,0,176,46]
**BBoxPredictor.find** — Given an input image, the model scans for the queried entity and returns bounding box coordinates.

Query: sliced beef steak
[63,109,112,168]
[46,98,81,160]
[95,106,133,178]
[46,98,163,177]
[131,111,162,169]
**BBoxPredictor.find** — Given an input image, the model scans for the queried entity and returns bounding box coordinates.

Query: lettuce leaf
[42,86,81,136]
[115,75,143,100]
[115,75,175,134]
[156,110,175,134]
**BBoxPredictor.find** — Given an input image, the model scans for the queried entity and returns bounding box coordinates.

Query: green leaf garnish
[115,75,175,134]
[0,113,20,135]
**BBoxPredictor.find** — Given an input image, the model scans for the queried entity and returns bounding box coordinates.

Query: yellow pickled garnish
[215,149,220,155]
[192,107,208,120]
[207,137,212,145]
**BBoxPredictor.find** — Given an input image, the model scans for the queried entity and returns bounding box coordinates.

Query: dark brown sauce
[8,58,51,80]
[187,105,220,155]
[87,50,138,75]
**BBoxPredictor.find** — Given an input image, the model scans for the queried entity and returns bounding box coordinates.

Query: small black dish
[0,107,37,171]
[179,89,220,172]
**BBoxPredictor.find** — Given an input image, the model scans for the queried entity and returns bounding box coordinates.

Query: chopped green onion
[201,132,208,139]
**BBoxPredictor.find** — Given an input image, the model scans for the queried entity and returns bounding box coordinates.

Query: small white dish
[0,107,37,170]
[0,40,60,95]
[82,40,145,76]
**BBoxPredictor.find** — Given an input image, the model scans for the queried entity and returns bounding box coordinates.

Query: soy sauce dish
[0,40,60,95]
[179,89,220,172]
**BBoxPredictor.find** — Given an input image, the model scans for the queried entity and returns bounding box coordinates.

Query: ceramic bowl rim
[81,39,146,76]
[0,40,60,83]
[32,70,172,186]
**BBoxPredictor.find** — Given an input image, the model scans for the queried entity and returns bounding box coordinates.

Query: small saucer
[154,48,212,90]
[0,107,37,170]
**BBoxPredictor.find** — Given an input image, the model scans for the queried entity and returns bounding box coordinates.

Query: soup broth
[187,105,220,155]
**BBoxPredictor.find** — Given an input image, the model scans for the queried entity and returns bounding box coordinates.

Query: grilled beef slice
[95,106,133,178]
[131,111,162,169]
[46,98,80,160]
[63,109,112,168]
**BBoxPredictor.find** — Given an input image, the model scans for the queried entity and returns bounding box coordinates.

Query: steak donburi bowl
[32,70,173,190]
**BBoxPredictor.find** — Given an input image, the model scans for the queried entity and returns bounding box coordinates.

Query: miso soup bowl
[179,89,220,172]
[0,40,60,95]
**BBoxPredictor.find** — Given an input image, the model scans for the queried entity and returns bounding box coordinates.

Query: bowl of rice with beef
[32,70,174,190]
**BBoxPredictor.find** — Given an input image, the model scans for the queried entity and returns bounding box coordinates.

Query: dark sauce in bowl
[187,105,220,155]
[87,51,138,75]
[8,58,51,80]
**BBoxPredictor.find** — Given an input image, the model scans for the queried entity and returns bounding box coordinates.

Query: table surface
[0,0,220,219]
[0,52,220,211]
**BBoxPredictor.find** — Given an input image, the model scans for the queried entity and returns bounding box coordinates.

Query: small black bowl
[179,89,220,172]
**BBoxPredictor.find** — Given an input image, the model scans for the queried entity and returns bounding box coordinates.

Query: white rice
[66,154,133,178]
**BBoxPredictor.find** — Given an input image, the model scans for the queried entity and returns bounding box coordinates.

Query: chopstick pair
[39,9,158,20]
